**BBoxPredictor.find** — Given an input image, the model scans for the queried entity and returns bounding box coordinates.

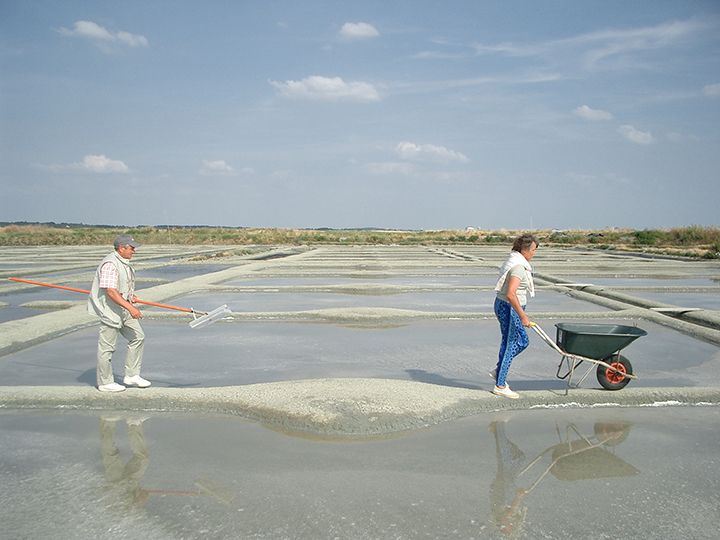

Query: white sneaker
[492,385,520,399]
[98,382,126,393]
[489,368,497,381]
[123,375,151,388]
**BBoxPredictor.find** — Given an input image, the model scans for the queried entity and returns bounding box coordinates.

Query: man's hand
[106,288,143,319]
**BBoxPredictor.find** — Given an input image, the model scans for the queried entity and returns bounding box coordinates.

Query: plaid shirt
[98,262,119,289]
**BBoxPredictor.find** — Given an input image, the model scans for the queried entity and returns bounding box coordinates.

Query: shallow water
[1,318,718,390]
[168,289,608,313]
[1,407,718,539]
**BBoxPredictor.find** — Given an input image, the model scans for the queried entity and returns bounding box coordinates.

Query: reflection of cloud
[573,105,613,121]
[59,20,148,48]
[339,22,380,40]
[270,75,380,102]
[618,125,654,145]
[396,141,469,163]
[703,83,720,97]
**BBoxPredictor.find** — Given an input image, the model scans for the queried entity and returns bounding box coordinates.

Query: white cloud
[578,20,705,69]
[116,31,149,48]
[60,21,114,41]
[270,75,381,102]
[73,154,129,173]
[339,22,380,40]
[618,125,654,145]
[270,169,293,180]
[467,19,708,72]
[395,141,469,163]
[366,162,415,175]
[59,20,148,48]
[573,105,613,121]
[200,159,236,176]
[703,83,720,96]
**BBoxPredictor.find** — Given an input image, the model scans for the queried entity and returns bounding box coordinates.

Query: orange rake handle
[8,277,199,314]
[8,277,90,295]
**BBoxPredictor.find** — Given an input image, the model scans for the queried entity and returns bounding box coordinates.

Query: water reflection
[99,416,151,509]
[489,420,529,537]
[98,415,233,510]
[489,418,637,537]
[1,407,712,539]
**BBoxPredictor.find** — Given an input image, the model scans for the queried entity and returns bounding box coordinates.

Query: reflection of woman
[492,234,538,399]
[489,421,528,537]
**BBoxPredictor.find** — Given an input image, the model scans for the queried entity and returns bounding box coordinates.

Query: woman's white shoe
[492,385,520,399]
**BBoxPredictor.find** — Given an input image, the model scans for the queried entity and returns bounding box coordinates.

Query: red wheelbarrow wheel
[596,355,633,390]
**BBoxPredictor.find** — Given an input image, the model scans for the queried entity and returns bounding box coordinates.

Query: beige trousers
[96,312,145,386]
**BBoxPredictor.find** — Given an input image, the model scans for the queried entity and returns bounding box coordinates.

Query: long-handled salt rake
[8,277,231,329]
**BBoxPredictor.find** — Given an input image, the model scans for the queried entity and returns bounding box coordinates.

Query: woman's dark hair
[512,233,539,252]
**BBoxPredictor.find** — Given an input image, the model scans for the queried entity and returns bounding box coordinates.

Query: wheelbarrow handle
[530,323,565,355]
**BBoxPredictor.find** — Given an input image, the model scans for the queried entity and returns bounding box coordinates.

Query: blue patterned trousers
[494,297,529,387]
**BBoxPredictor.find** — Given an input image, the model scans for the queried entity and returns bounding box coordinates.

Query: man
[88,234,151,392]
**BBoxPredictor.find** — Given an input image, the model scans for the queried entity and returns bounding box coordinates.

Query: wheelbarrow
[531,322,647,391]
[517,421,639,492]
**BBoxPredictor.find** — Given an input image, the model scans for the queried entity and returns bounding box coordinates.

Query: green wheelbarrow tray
[548,439,640,481]
[555,323,648,360]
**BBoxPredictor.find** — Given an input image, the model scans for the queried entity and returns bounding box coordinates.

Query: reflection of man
[88,235,150,392]
[99,416,150,508]
[489,420,528,537]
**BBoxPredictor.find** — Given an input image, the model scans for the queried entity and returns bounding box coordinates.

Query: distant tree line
[0,223,718,258]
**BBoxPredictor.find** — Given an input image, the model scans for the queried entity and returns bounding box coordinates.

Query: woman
[492,234,538,399]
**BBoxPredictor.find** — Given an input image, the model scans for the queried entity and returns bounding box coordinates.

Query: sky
[1,0,719,230]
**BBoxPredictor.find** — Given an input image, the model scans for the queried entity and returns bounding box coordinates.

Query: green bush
[670,225,720,246]
[633,229,664,245]
[704,241,720,259]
